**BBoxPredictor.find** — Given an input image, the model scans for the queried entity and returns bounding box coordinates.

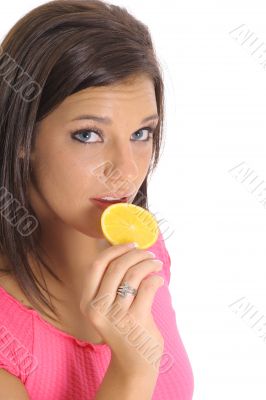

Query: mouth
[90,195,131,210]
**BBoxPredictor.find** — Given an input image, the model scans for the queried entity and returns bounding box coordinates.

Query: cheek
[134,144,153,168]
[31,149,92,207]
[31,142,152,204]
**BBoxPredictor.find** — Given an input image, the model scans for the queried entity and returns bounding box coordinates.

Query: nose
[103,143,139,193]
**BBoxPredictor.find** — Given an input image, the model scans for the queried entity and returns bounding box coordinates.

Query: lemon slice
[101,203,159,249]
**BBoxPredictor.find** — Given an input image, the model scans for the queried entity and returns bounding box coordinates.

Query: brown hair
[0,0,165,321]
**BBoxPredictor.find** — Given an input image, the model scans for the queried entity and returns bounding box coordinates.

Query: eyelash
[70,126,155,144]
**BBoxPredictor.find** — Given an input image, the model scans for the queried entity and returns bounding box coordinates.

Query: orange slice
[101,203,159,249]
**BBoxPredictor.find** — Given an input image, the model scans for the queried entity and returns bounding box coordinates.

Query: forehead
[60,74,157,114]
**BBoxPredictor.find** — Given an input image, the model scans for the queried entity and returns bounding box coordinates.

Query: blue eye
[71,126,154,144]
[131,128,154,142]
[71,128,103,144]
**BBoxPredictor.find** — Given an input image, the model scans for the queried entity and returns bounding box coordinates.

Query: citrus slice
[101,203,159,249]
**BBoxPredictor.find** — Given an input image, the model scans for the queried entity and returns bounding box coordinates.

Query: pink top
[0,232,194,399]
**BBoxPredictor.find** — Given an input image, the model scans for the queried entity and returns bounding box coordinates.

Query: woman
[0,0,194,398]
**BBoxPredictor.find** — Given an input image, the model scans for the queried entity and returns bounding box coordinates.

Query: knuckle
[141,278,157,291]
[105,260,118,275]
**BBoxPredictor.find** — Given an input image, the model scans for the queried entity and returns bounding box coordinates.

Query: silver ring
[116,281,137,298]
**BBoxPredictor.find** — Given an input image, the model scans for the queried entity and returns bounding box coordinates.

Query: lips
[93,197,128,203]
[94,192,133,198]
[91,197,129,210]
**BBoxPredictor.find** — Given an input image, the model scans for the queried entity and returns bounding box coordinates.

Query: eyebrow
[70,113,159,124]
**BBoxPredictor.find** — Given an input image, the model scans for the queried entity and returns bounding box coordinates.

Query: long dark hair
[0,0,165,321]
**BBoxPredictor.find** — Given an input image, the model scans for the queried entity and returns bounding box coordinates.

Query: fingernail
[147,251,156,258]
[128,242,138,248]
[153,259,163,264]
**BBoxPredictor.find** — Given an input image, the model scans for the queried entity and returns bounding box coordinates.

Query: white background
[1,1,266,398]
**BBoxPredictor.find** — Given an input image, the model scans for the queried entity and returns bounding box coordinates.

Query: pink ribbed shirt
[0,232,194,399]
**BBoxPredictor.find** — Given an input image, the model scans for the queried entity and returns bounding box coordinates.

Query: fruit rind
[101,203,159,249]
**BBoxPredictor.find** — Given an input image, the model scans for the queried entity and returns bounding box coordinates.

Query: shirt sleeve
[0,312,35,384]
[0,361,20,378]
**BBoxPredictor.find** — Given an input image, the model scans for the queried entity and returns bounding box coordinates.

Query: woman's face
[28,74,159,239]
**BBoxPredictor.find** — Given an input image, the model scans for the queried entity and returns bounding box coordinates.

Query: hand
[79,242,165,380]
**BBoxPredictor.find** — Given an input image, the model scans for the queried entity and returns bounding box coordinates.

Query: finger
[93,250,159,304]
[91,258,162,328]
[86,243,137,290]
[80,242,135,312]
[112,259,163,310]
[130,275,165,318]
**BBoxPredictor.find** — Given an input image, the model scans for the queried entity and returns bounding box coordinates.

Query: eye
[70,126,155,144]
[71,127,103,144]
[131,127,154,142]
